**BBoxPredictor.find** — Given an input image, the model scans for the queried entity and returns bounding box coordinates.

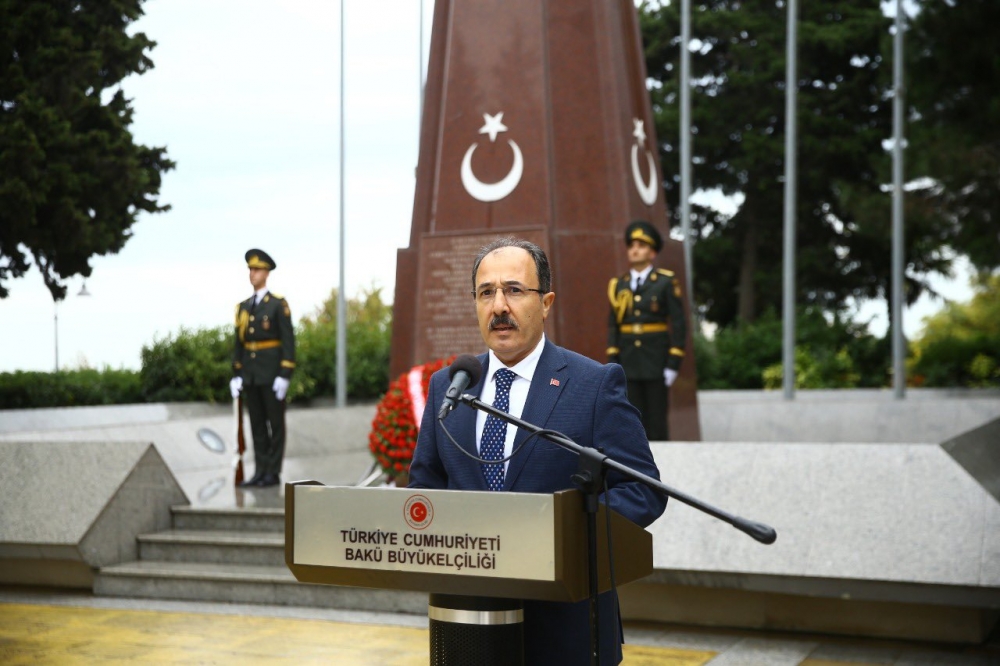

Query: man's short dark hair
[471,237,551,294]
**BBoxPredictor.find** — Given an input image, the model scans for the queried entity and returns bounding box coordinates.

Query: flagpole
[782,0,798,400]
[336,0,347,408]
[891,0,906,398]
[680,0,694,314]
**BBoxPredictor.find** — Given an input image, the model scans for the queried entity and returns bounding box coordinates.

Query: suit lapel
[503,341,568,489]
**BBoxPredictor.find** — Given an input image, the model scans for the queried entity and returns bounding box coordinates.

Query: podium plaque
[285,483,653,603]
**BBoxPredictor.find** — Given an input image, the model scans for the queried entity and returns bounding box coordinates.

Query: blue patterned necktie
[481,368,515,491]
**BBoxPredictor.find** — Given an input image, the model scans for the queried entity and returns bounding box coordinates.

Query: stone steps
[138,529,285,566]
[94,505,426,615]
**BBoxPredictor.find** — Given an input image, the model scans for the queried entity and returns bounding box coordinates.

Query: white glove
[664,368,678,387]
[229,376,243,398]
[272,376,290,401]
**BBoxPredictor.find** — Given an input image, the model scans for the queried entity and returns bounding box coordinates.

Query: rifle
[234,393,246,486]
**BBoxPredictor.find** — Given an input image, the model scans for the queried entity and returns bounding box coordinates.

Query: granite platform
[1,389,998,643]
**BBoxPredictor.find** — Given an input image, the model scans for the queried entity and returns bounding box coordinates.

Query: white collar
[253,288,269,303]
[486,334,546,385]
[630,265,653,283]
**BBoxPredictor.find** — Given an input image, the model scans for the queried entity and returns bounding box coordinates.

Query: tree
[909,273,1000,388]
[295,285,393,400]
[0,0,174,300]
[640,1,943,327]
[905,0,1000,273]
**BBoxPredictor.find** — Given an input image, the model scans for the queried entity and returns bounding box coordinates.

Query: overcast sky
[3,0,432,373]
[1,0,972,374]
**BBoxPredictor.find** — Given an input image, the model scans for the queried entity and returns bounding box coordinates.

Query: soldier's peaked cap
[625,220,662,253]
[245,249,276,270]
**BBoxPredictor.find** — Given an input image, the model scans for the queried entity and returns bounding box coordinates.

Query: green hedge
[140,326,232,403]
[0,368,142,409]
[908,274,1000,388]
[4,278,995,408]
[0,287,394,409]
[696,308,890,389]
[910,332,1000,387]
[291,286,392,401]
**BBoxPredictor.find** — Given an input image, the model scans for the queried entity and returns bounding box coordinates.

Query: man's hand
[229,376,243,398]
[664,368,678,387]
[273,377,290,401]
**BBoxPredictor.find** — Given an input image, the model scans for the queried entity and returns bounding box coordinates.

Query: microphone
[437,355,483,420]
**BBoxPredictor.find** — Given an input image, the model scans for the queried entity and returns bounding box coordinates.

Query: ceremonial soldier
[607,221,686,441]
[229,249,296,487]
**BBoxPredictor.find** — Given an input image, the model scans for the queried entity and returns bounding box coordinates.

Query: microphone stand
[457,393,776,666]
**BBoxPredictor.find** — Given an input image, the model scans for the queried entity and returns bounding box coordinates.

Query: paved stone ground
[2,587,998,664]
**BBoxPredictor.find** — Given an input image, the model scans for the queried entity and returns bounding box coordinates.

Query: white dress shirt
[630,265,653,292]
[475,334,546,472]
[252,288,269,305]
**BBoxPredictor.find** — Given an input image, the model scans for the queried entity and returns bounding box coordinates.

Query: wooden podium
[285,482,654,664]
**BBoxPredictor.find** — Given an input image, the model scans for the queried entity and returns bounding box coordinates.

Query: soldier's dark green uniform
[233,249,296,486]
[607,222,686,441]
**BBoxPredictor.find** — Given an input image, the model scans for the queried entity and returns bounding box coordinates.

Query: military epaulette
[270,292,284,300]
[655,268,675,277]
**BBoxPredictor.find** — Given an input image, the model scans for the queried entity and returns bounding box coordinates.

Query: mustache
[489,314,518,331]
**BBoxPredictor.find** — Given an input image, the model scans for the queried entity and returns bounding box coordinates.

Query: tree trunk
[738,213,759,322]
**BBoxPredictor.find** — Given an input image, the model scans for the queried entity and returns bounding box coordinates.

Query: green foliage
[292,285,393,401]
[909,274,1000,387]
[640,1,898,327]
[696,308,888,389]
[696,312,783,389]
[0,0,174,299]
[2,286,395,409]
[139,326,231,403]
[762,348,860,390]
[0,367,142,409]
[906,0,1000,274]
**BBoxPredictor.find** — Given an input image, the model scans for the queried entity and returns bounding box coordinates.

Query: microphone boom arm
[458,393,777,545]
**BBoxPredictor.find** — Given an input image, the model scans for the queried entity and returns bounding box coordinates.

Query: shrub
[762,347,860,390]
[0,368,142,409]
[1,286,395,409]
[699,311,783,389]
[909,273,1000,388]
[697,308,887,389]
[140,326,232,403]
[294,285,392,401]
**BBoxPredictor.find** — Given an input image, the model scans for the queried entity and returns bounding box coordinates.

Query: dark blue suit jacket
[409,340,668,665]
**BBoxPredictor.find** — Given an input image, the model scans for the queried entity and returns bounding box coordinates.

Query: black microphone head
[448,354,483,386]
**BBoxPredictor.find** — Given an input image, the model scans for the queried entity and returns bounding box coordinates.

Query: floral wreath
[368,355,455,482]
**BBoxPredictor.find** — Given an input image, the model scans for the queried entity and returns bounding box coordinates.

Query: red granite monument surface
[390,0,700,440]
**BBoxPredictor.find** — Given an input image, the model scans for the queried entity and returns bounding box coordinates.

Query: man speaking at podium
[409,237,667,665]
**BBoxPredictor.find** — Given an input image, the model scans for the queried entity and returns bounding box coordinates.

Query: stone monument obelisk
[390,0,700,439]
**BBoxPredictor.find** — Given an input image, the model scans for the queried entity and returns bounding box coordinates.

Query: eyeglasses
[472,284,545,304]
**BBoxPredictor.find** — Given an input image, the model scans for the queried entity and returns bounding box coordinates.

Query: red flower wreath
[368,355,456,482]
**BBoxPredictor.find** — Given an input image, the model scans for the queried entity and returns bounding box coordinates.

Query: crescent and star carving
[459,112,657,206]
[461,112,524,202]
[630,118,659,206]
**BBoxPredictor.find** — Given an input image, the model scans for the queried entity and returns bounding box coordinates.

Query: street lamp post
[53,281,91,372]
[53,302,59,372]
